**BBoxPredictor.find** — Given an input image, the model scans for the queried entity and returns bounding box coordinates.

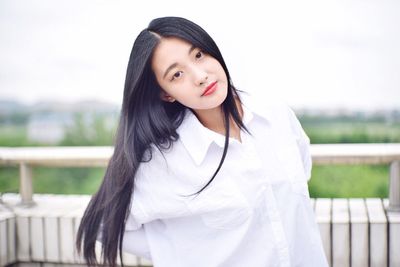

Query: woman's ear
[160,91,176,103]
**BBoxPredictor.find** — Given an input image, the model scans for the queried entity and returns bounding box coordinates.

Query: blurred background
[1,0,399,198]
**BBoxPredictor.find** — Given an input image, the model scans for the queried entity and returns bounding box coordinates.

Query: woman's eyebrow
[163,44,197,79]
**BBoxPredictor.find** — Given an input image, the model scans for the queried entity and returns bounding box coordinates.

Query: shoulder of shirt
[237,90,291,123]
[238,91,304,144]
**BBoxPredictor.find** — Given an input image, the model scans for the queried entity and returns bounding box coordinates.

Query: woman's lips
[202,81,218,96]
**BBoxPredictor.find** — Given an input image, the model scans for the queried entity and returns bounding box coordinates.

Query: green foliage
[299,111,400,144]
[32,167,104,194]
[0,166,104,195]
[59,112,117,146]
[303,122,400,144]
[0,111,399,197]
[308,164,388,198]
[0,125,44,147]
[0,167,19,194]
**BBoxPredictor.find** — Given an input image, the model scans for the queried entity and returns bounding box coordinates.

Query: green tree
[59,112,117,146]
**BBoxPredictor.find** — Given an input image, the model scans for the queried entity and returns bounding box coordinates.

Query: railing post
[19,162,35,206]
[388,160,400,212]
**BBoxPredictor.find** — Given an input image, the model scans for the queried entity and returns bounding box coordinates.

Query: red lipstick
[202,81,218,96]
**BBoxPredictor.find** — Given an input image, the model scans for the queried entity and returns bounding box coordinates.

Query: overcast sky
[0,0,399,110]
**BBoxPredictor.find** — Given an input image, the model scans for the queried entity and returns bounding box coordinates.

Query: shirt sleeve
[95,211,152,261]
[121,201,152,260]
[285,104,313,182]
[122,223,152,260]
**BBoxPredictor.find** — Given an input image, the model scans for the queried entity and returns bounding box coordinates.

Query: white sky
[0,0,399,111]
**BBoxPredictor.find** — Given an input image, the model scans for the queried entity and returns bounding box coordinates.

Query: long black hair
[76,16,252,267]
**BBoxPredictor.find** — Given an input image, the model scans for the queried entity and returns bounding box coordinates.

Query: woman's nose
[191,66,208,86]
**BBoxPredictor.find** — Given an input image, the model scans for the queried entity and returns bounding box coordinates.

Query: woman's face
[151,37,228,111]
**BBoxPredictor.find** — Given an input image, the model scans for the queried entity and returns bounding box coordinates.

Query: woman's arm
[122,224,152,260]
[96,220,152,261]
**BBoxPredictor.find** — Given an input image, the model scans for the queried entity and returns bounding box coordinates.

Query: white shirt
[120,91,329,267]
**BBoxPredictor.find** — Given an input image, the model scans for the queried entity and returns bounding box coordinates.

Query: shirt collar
[177,90,272,165]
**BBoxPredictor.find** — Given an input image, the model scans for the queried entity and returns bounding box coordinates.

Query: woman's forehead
[154,37,193,58]
[151,37,195,74]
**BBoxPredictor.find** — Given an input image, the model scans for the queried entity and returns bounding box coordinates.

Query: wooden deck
[1,193,399,267]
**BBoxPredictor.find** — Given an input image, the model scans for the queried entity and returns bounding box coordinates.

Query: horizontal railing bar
[0,146,113,167]
[311,143,400,165]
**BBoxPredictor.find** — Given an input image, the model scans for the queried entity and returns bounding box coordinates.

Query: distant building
[27,113,74,144]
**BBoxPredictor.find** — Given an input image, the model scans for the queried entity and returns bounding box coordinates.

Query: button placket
[262,185,291,267]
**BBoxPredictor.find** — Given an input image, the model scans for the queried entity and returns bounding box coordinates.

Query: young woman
[76,16,329,267]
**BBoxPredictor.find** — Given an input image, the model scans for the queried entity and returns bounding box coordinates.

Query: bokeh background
[1,0,399,198]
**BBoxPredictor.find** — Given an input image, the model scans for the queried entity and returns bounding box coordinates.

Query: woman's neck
[193,96,243,142]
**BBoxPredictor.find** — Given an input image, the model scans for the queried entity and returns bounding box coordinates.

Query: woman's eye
[170,51,204,81]
[171,71,183,81]
[195,51,204,59]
